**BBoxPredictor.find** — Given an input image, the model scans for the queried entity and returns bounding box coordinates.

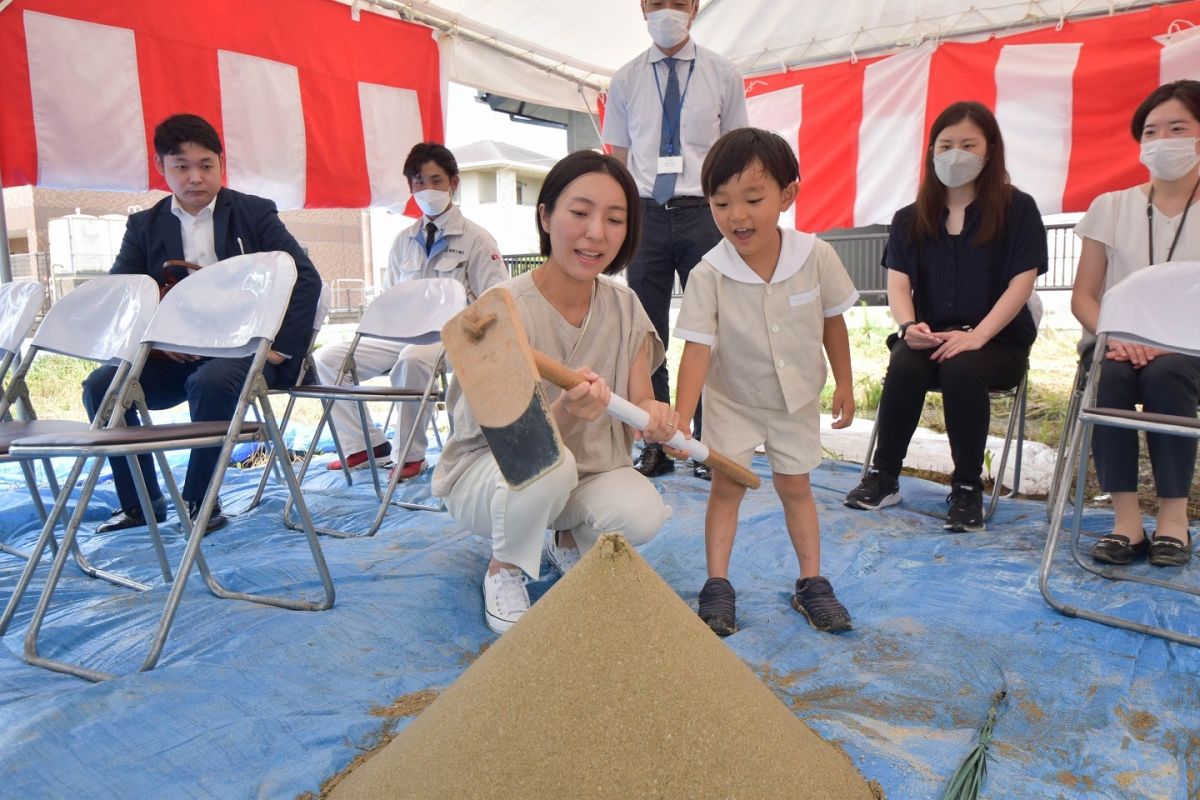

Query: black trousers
[870,337,1028,489]
[1088,348,1200,497]
[82,356,283,507]
[625,201,721,439]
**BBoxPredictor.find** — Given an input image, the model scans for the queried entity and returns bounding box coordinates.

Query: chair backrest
[1096,261,1200,357]
[357,277,468,345]
[1027,291,1043,330]
[0,281,45,358]
[314,282,332,335]
[31,275,159,364]
[142,252,298,357]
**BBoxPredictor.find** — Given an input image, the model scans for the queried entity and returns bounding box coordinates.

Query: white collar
[702,228,817,285]
[649,39,697,63]
[413,205,463,238]
[170,193,217,220]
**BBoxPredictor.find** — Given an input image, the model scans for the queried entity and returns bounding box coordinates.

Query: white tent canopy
[353,0,1169,111]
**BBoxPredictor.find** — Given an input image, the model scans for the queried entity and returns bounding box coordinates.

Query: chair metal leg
[984,372,1026,522]
[23,386,336,680]
[858,414,882,482]
[0,459,62,560]
[1040,393,1200,648]
[244,392,297,513]
[1046,362,1086,521]
[283,361,446,538]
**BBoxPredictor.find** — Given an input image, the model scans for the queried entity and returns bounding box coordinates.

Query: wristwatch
[898,321,917,340]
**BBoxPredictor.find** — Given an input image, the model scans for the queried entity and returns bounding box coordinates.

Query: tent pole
[0,184,13,284]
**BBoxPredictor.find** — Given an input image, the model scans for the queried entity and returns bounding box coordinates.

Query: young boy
[673,128,858,636]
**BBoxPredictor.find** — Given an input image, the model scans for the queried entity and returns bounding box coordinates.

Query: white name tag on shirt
[657,155,683,174]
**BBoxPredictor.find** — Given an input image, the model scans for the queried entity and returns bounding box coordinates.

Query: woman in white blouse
[1073,80,1200,568]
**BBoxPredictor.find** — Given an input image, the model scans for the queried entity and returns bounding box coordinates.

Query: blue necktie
[651,57,681,205]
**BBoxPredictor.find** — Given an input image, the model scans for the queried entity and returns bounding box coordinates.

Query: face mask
[646,9,691,50]
[932,148,985,189]
[413,189,451,218]
[1140,137,1200,181]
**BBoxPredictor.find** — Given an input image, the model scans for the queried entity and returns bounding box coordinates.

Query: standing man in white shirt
[603,0,748,480]
[313,142,507,481]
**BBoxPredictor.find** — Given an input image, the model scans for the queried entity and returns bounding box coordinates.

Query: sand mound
[329,534,879,799]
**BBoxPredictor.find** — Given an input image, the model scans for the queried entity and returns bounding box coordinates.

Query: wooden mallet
[442,288,760,490]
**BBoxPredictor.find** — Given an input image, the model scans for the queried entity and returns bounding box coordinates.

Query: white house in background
[454,140,556,255]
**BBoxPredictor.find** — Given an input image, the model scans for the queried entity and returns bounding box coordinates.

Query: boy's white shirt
[700,228,817,285]
[674,227,859,414]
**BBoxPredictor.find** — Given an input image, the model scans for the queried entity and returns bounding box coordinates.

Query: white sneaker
[482,568,529,633]
[545,530,581,575]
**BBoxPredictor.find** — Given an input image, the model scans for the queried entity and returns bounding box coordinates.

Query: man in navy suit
[82,113,321,533]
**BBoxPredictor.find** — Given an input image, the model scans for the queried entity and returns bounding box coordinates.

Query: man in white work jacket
[313,142,507,480]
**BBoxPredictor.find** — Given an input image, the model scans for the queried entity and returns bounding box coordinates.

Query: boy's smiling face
[708,159,798,279]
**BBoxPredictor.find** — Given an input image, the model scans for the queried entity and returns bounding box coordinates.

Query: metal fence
[504,222,1079,305]
[11,222,1081,321]
[503,254,544,277]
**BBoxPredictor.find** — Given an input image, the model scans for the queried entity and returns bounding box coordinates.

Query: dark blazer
[110,187,321,386]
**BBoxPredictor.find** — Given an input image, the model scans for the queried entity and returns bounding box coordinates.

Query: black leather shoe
[691,460,712,481]
[97,496,168,533]
[633,443,674,477]
[183,499,227,536]
[1092,530,1148,565]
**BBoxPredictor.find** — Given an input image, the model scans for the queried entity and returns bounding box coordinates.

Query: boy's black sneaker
[698,577,737,637]
[844,469,901,510]
[944,483,985,532]
[791,576,852,633]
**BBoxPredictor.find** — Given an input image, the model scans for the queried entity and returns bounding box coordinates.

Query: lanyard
[1146,176,1200,264]
[651,56,696,158]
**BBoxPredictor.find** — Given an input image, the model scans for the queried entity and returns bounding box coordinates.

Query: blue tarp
[0,439,1197,799]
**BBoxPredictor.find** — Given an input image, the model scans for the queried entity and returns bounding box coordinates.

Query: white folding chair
[242,282,332,512]
[1041,261,1200,648]
[0,275,164,613]
[284,278,467,537]
[859,294,1041,521]
[0,280,48,558]
[0,281,43,392]
[8,253,335,680]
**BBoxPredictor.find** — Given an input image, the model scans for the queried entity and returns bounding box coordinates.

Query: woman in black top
[844,101,1047,531]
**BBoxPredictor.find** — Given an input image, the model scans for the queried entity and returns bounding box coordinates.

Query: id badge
[657,155,683,174]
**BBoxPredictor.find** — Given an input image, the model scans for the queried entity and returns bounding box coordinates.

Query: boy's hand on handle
[554,367,611,420]
[636,399,679,444]
[829,384,855,429]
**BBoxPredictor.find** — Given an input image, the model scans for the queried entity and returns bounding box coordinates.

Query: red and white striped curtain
[0,0,442,210]
[744,1,1200,232]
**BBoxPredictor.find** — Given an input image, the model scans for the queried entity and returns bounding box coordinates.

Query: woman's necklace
[532,267,598,364]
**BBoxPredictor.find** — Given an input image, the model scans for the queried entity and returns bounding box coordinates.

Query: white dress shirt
[169,194,218,266]
[602,39,748,199]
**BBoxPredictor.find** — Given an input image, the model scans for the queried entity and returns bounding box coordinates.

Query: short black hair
[153,114,223,158]
[701,127,798,197]
[1131,80,1200,140]
[536,150,642,276]
[403,142,459,180]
